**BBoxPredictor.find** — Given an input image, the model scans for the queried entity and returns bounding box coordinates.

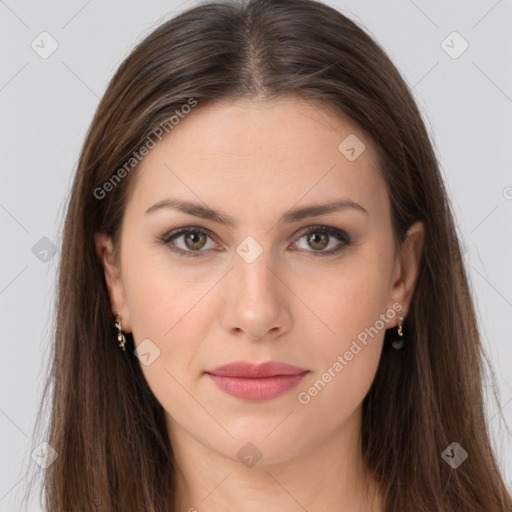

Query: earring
[391,306,404,350]
[114,312,126,351]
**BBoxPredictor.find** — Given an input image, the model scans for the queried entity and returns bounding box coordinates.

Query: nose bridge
[233,241,279,307]
[220,238,289,338]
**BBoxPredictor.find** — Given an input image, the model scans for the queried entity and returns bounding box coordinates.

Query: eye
[292,226,350,257]
[158,225,350,258]
[159,227,218,257]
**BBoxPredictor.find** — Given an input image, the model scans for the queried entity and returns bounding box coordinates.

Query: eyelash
[157,225,351,258]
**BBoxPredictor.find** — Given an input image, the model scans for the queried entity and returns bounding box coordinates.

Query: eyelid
[294,224,350,243]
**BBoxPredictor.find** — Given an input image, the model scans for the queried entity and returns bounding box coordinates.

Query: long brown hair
[23,0,511,510]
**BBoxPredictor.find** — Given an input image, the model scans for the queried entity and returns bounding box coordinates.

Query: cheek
[122,257,209,426]
[293,244,392,409]
[294,250,393,345]
[122,242,214,341]
[297,272,388,421]
[120,245,218,391]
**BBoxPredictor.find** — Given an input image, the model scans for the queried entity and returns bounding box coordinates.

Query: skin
[95,95,424,512]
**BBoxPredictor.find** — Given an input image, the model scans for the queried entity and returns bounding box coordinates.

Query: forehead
[127,95,387,221]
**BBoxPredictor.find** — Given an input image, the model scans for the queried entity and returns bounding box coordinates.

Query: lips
[205,361,309,401]
[207,360,308,377]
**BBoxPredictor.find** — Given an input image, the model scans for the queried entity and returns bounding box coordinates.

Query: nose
[219,249,292,341]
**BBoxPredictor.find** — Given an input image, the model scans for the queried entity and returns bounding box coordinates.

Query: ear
[387,221,425,325]
[94,232,131,332]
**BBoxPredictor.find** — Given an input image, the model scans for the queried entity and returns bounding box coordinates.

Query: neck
[167,407,383,512]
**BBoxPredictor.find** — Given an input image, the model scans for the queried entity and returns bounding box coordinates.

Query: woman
[26,0,512,510]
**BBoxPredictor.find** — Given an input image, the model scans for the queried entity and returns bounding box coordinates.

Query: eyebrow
[144,198,368,228]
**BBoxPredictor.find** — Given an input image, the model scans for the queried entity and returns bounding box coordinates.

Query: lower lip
[206,373,308,401]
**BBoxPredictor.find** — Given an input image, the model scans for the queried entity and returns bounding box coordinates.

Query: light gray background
[1,0,511,510]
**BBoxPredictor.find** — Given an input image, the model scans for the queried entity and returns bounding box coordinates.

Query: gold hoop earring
[114,313,126,351]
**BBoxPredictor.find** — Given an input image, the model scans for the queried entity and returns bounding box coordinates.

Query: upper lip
[206,361,309,378]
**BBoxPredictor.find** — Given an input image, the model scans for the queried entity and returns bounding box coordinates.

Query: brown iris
[184,231,207,250]
[307,232,329,251]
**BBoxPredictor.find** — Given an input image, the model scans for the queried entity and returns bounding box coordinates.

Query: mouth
[205,361,310,401]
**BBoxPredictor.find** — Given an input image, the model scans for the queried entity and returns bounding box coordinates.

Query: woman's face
[96,95,423,466]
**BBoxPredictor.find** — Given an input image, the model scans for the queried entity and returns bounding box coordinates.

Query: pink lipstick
[205,361,309,401]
